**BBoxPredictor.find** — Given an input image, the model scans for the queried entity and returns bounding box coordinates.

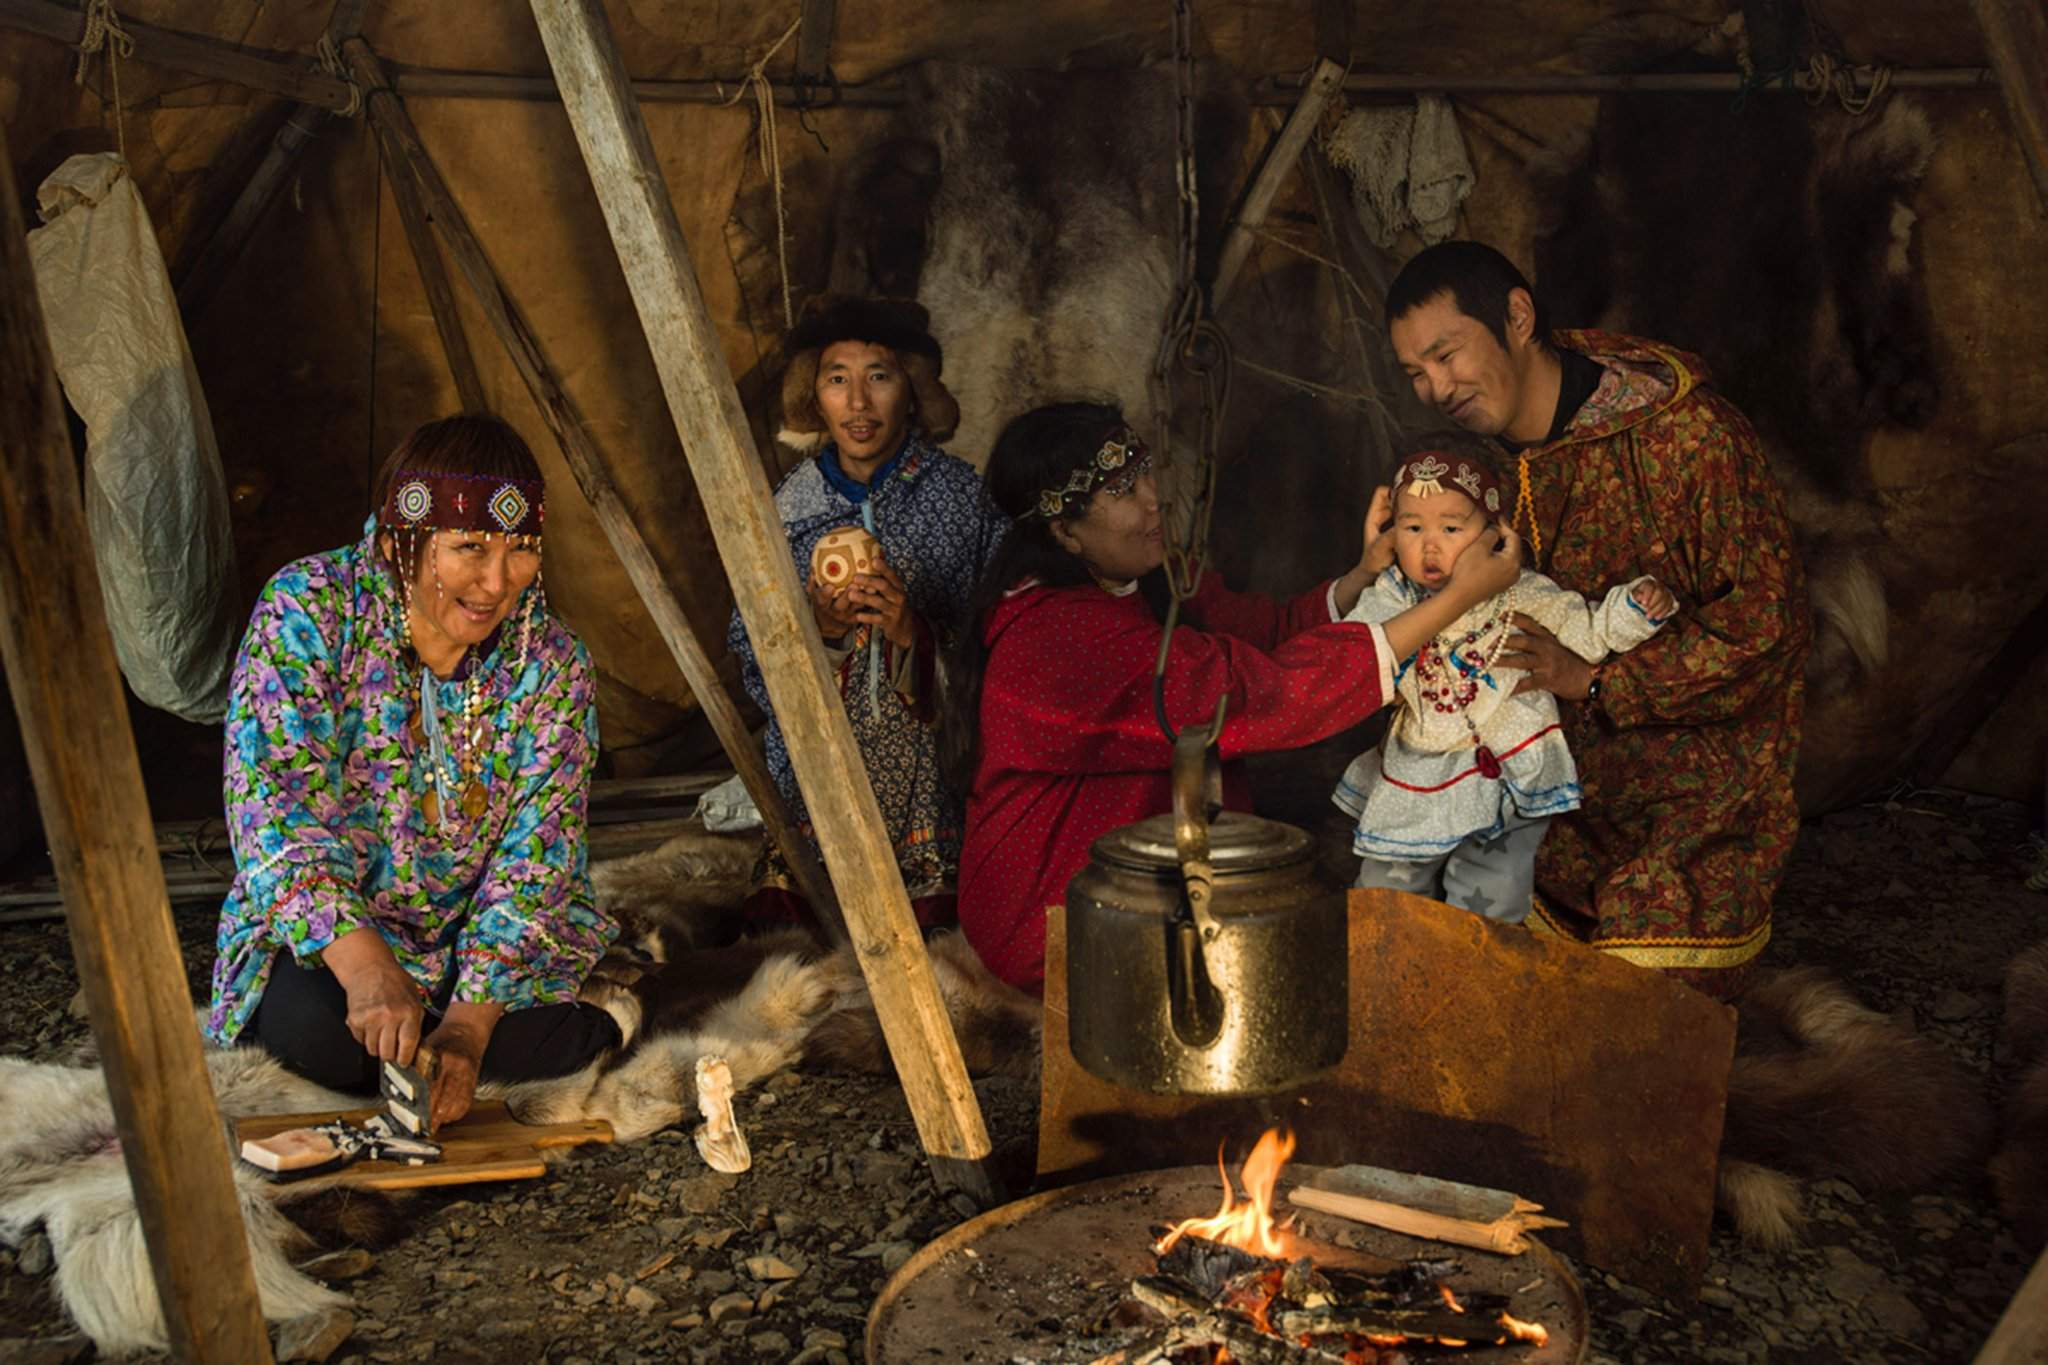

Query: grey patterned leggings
[1352,810,1554,924]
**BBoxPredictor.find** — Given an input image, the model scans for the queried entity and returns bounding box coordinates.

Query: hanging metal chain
[1148,0,1232,741]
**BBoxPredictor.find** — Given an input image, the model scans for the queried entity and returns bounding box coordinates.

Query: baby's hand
[1631,577,1677,623]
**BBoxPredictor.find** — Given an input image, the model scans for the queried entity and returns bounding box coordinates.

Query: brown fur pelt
[1717,967,1992,1249]
[803,930,1043,1083]
[1991,940,2048,1250]
[590,824,760,957]
[821,63,1244,459]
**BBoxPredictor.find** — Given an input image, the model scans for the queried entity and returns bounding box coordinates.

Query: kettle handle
[1171,695,1228,942]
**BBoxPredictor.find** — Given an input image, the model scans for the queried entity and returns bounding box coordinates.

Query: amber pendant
[420,785,441,827]
[1475,744,1503,780]
[460,781,488,820]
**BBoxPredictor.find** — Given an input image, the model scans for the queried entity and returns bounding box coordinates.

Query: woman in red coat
[944,402,1523,992]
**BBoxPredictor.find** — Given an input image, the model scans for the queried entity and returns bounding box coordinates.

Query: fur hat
[776,296,961,452]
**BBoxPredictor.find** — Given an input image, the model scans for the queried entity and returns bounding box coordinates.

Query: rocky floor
[0,786,2044,1364]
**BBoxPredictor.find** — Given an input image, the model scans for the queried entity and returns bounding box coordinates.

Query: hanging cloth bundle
[26,154,240,722]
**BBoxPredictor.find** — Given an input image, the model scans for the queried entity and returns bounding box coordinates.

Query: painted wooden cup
[810,526,883,593]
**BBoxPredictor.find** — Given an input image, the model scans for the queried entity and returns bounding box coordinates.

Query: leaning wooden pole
[526,0,998,1197]
[1212,57,1348,304]
[1971,0,2048,214]
[342,36,847,948]
[0,131,275,1363]
[380,150,488,411]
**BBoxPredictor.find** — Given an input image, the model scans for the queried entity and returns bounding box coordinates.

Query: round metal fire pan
[868,1163,1588,1363]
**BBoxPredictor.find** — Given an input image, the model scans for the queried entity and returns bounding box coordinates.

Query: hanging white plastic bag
[26,153,238,723]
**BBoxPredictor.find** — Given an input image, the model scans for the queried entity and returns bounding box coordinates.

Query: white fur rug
[0,946,835,1355]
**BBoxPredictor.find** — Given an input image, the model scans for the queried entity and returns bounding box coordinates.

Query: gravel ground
[0,787,2042,1363]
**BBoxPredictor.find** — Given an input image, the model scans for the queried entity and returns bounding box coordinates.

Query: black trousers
[248,951,622,1095]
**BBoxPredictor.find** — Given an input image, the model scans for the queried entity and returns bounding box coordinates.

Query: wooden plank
[234,1101,612,1191]
[794,0,836,87]
[0,127,274,1364]
[380,146,488,410]
[391,67,907,106]
[1038,890,1736,1303]
[1976,1243,2048,1363]
[1971,0,2048,213]
[0,0,356,112]
[1256,68,1998,98]
[1212,57,1347,306]
[525,0,995,1182]
[340,36,848,949]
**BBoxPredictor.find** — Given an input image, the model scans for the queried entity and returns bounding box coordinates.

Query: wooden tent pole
[341,37,849,948]
[0,130,275,1364]
[1969,0,2048,214]
[1212,58,1347,306]
[0,0,355,110]
[379,148,488,411]
[177,0,375,315]
[526,0,999,1199]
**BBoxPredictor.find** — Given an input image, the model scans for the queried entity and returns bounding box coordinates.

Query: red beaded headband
[378,470,545,538]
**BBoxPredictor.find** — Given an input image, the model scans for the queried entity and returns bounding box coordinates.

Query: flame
[1499,1311,1551,1345]
[1153,1128,1297,1259]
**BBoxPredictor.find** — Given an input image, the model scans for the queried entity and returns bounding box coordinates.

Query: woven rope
[73,0,133,161]
[722,17,803,329]
[314,34,366,118]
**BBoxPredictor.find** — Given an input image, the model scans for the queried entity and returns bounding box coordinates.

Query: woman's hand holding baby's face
[1359,485,1398,577]
[1447,522,1521,600]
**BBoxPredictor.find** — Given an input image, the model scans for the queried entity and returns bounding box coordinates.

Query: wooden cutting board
[233,1101,612,1189]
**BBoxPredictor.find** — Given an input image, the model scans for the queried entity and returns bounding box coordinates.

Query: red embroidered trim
[1379,724,1563,793]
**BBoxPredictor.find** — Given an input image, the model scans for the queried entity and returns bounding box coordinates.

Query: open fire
[1102,1128,1550,1363]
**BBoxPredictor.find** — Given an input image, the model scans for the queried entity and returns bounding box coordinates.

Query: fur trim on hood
[777,296,961,451]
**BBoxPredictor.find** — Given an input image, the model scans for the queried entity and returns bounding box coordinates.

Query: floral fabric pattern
[727,436,1009,895]
[205,520,613,1044]
[1517,331,1810,998]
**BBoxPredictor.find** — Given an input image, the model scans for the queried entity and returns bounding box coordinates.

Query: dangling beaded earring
[517,549,546,672]
[396,527,418,653]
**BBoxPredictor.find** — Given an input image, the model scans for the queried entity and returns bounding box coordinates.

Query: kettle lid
[1090,810,1312,874]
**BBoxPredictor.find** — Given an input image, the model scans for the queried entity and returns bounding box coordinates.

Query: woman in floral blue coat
[206,415,620,1127]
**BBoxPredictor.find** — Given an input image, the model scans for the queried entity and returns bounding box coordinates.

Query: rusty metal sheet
[1038,889,1735,1302]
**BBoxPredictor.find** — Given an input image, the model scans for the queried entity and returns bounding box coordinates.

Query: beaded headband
[1392,452,1503,517]
[1022,425,1153,521]
[378,469,546,538]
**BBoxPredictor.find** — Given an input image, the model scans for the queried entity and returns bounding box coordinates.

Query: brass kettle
[1063,713,1349,1095]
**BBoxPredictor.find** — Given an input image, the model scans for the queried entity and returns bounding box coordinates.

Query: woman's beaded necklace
[1411,582,1517,779]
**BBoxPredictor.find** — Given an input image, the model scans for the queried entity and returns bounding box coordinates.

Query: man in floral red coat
[1382,241,1809,999]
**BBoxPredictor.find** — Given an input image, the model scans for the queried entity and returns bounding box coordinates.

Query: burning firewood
[1096,1133,1552,1361]
[1126,1278,1350,1363]
[1119,1234,1549,1360]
